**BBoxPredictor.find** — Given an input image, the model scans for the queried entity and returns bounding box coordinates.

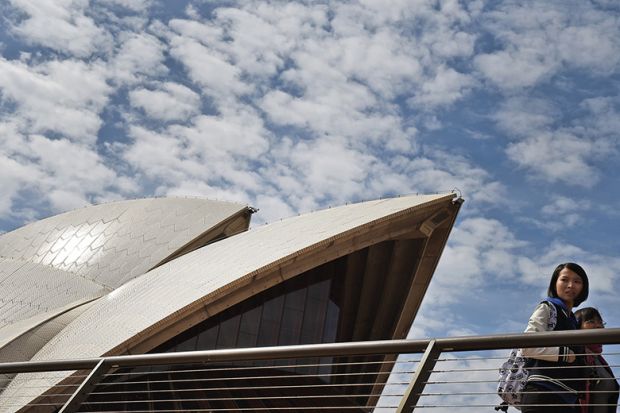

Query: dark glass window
[154,260,346,354]
[257,295,285,347]
[237,305,262,348]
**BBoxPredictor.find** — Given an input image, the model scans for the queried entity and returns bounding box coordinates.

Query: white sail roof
[0,197,250,367]
[0,197,249,290]
[0,193,458,412]
[27,193,454,361]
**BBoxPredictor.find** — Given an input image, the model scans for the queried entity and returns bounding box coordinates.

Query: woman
[520,263,589,413]
[575,307,619,413]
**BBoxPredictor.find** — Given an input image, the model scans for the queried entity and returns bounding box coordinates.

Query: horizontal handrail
[1,328,618,375]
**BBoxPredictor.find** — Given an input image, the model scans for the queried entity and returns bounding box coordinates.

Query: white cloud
[203,5,302,77]
[123,107,271,198]
[285,136,376,202]
[102,0,502,217]
[580,96,620,137]
[163,181,252,207]
[557,24,620,74]
[25,134,120,210]
[474,49,556,90]
[167,18,223,46]
[321,27,425,99]
[430,29,476,59]
[493,96,618,187]
[0,121,43,217]
[529,241,619,294]
[102,0,152,13]
[475,1,620,90]
[0,57,110,143]
[435,217,527,291]
[493,97,556,137]
[506,131,601,187]
[0,119,133,217]
[541,195,591,216]
[172,108,270,161]
[8,0,112,57]
[169,35,252,101]
[259,89,411,151]
[123,126,191,183]
[390,150,507,207]
[159,0,480,159]
[521,194,594,232]
[252,194,297,225]
[109,32,167,84]
[408,65,475,108]
[129,82,200,122]
[0,154,40,216]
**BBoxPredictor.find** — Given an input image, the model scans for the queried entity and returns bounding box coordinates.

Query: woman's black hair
[547,262,589,306]
[574,307,602,326]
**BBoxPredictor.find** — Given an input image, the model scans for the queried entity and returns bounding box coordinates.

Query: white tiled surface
[0,194,454,411]
[0,257,104,329]
[0,197,246,341]
[0,197,248,408]
[14,303,96,361]
[34,194,453,360]
[0,198,247,289]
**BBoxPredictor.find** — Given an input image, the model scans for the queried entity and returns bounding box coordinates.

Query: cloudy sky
[1,0,619,390]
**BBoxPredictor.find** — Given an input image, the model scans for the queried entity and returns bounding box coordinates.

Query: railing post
[396,339,440,413]
[59,358,109,413]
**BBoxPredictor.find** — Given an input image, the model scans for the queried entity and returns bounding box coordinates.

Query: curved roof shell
[35,193,457,359]
[0,197,250,371]
[0,257,103,330]
[1,193,461,411]
[0,197,250,290]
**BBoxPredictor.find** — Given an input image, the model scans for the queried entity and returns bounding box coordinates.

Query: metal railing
[0,328,619,412]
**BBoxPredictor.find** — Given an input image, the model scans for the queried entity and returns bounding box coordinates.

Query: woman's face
[555,267,583,306]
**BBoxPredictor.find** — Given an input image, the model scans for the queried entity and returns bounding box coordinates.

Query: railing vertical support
[59,358,109,413]
[396,339,440,413]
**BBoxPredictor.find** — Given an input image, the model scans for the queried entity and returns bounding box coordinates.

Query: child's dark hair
[547,262,589,306]
[575,307,602,326]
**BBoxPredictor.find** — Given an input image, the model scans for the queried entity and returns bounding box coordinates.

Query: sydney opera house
[0,193,462,412]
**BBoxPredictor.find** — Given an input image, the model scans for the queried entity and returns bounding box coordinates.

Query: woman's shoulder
[525,301,558,332]
[531,301,552,316]
[532,300,556,313]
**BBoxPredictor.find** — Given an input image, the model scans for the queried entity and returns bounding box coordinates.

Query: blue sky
[0,0,619,364]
